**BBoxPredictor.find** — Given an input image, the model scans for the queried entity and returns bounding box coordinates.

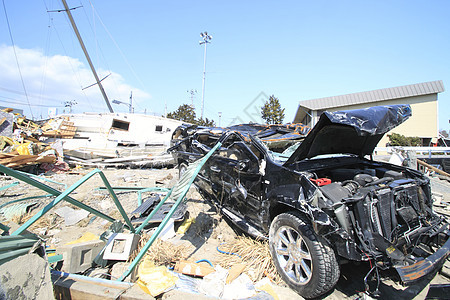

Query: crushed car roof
[285,104,412,163]
[173,123,310,149]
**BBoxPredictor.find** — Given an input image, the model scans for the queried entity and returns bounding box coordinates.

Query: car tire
[178,162,188,179]
[269,211,340,299]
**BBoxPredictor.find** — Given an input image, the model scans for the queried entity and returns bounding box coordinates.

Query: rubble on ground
[0,166,449,299]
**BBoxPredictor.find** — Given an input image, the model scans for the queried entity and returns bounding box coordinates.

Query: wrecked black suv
[169,105,450,298]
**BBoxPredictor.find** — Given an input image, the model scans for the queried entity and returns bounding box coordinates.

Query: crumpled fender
[269,182,340,237]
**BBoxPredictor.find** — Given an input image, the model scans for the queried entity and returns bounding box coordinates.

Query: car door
[208,140,264,225]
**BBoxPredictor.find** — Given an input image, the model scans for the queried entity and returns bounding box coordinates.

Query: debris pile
[0,108,67,171]
[0,108,179,168]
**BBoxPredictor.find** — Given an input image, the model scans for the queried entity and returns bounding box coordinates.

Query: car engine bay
[304,162,447,269]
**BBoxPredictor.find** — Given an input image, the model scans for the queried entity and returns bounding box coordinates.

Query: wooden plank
[0,155,55,167]
[417,159,450,177]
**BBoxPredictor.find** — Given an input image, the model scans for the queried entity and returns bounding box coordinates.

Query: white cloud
[0,45,151,119]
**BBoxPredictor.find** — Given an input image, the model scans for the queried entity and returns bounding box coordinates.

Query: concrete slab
[0,253,54,300]
[52,273,125,300]
[120,284,155,300]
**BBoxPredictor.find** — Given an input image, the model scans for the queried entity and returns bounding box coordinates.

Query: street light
[199,31,212,120]
[112,92,133,113]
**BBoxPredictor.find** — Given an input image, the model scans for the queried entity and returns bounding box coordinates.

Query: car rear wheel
[269,211,340,299]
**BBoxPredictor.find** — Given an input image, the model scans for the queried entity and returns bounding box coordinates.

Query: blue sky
[1,0,449,130]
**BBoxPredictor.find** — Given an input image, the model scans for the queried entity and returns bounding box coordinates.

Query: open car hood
[285,104,412,165]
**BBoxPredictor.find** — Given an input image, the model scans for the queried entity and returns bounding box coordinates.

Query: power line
[2,0,34,119]
[0,86,64,103]
[0,98,64,108]
[86,0,150,113]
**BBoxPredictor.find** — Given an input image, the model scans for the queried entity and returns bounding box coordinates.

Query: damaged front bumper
[395,232,450,284]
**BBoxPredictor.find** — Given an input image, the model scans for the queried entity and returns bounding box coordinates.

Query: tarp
[322,104,411,136]
[285,104,412,163]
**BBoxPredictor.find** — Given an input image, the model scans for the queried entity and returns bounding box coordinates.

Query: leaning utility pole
[61,0,114,113]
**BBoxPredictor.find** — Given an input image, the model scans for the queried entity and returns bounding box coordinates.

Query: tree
[261,95,285,124]
[197,117,216,127]
[167,104,196,123]
[167,104,216,126]
[388,133,421,146]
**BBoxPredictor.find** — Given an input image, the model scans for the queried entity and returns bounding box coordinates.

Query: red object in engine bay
[311,178,332,186]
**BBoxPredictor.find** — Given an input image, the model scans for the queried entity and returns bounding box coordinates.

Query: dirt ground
[1,166,449,300]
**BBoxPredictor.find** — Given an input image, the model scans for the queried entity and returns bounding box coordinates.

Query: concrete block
[60,240,105,273]
[110,262,136,282]
[103,233,140,261]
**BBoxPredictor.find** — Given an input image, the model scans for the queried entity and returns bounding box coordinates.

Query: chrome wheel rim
[274,225,313,285]
[179,164,187,178]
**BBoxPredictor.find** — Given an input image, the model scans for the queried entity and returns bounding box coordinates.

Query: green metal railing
[0,165,135,235]
[117,141,221,281]
[0,181,19,192]
[0,139,222,282]
[96,186,170,206]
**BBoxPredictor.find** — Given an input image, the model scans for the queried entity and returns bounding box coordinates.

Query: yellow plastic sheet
[137,257,177,296]
[176,217,195,234]
[65,232,99,245]
[16,143,31,155]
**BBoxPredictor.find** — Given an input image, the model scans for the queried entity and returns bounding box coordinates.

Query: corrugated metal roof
[299,80,445,110]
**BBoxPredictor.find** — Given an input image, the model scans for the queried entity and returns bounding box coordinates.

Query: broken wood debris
[0,108,63,170]
[0,153,56,168]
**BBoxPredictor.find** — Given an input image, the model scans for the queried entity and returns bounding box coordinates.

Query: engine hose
[366,177,394,187]
[342,180,360,194]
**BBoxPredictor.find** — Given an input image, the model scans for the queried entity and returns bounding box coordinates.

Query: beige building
[293,80,445,146]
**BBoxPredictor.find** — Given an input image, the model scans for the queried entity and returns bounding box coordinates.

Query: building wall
[299,93,438,147]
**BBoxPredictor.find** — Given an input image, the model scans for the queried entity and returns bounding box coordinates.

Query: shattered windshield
[255,137,301,164]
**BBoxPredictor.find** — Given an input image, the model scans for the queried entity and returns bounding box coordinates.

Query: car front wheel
[269,211,340,299]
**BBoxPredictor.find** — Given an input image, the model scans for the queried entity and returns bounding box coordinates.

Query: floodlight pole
[199,31,212,120]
